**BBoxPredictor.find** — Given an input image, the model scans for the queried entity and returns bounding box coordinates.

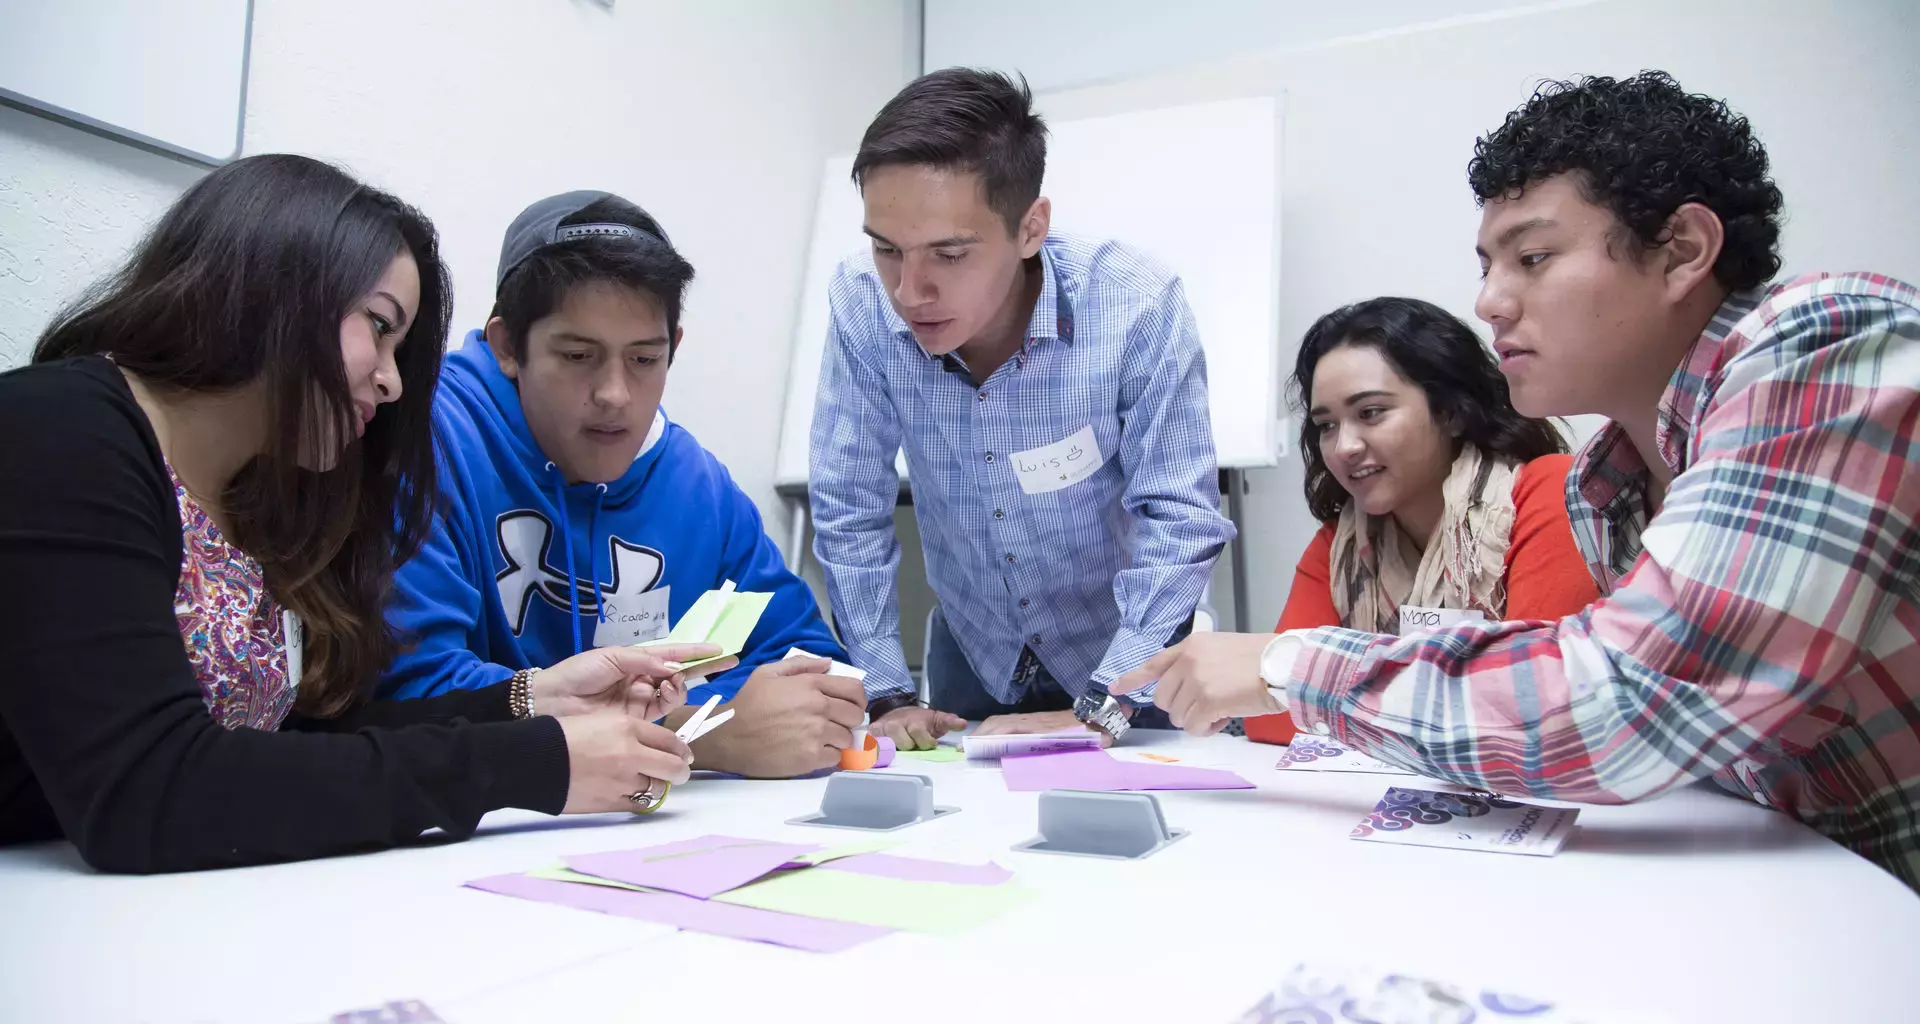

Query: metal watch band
[1073,690,1131,740]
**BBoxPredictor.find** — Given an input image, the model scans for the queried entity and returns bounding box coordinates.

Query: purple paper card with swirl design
[324,1000,444,1023]
[1276,736,1418,775]
[1230,962,1616,1023]
[1349,786,1578,856]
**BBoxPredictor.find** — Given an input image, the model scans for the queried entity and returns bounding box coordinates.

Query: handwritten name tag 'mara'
[1397,605,1487,636]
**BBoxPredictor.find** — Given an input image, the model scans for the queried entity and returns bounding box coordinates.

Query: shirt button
[977,391,988,402]
[1019,598,1031,609]
[993,509,1005,520]
[1030,634,1043,645]
[985,452,995,463]
[1314,722,1331,736]
[1005,553,1016,564]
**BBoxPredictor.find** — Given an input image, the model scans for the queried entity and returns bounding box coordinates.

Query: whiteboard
[775,95,1285,489]
[0,0,253,164]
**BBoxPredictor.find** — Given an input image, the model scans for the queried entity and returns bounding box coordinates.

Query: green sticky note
[711,869,1033,934]
[642,588,773,669]
[666,589,730,645]
[786,837,901,866]
[704,591,772,656]
[901,746,963,763]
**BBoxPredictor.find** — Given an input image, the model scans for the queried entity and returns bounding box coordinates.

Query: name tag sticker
[595,585,672,647]
[1398,605,1487,636]
[283,610,305,692]
[1011,424,1104,495]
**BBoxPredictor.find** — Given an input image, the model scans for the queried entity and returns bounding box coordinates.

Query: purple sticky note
[1112,757,1257,790]
[465,873,889,953]
[821,852,1014,886]
[564,835,821,898]
[1000,748,1254,792]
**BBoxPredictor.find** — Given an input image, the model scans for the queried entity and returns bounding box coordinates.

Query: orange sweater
[1245,454,1601,745]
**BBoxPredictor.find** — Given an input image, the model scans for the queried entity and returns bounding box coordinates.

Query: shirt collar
[638,407,667,457]
[1023,242,1074,350]
[1575,286,1768,503]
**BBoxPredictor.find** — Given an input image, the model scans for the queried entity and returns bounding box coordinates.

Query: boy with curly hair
[1117,72,1920,891]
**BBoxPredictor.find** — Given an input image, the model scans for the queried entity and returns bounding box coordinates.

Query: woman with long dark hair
[1241,297,1599,741]
[0,155,725,872]
[1107,297,1599,741]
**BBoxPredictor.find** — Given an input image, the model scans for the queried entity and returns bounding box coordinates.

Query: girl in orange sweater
[1244,297,1600,745]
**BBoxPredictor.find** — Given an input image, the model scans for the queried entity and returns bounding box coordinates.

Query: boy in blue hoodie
[381,192,865,779]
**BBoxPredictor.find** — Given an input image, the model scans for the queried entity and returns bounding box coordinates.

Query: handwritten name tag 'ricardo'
[594,585,672,646]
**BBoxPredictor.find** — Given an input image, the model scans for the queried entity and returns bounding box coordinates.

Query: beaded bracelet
[508,667,541,719]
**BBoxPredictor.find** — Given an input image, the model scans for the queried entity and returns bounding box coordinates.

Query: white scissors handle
[676,694,722,743]
[684,708,734,744]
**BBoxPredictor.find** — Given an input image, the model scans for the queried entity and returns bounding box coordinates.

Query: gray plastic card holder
[1012,789,1188,860]
[787,771,959,831]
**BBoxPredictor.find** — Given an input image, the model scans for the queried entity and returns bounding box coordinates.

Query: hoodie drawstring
[546,462,585,657]
[589,484,609,627]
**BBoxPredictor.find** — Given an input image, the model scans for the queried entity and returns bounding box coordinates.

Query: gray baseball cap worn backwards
[495,190,674,291]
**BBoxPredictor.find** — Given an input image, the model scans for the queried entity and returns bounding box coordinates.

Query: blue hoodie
[380,331,845,703]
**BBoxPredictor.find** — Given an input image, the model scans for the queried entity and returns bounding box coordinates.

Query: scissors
[631,695,735,815]
[676,693,734,744]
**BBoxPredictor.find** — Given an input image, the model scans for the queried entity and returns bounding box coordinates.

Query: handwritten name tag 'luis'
[1011,425,1105,495]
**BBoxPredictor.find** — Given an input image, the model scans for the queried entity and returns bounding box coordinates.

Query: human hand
[678,656,867,778]
[1110,632,1281,736]
[533,644,734,720]
[972,710,1111,747]
[871,706,967,750]
[556,707,694,813]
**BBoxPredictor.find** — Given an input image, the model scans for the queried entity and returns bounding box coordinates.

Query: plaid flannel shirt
[1285,273,1920,891]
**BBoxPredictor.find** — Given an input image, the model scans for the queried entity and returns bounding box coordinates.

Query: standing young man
[381,192,865,779]
[811,68,1236,750]
[1122,72,1920,891]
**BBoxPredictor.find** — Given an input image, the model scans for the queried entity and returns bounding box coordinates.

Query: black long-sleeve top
[0,357,568,872]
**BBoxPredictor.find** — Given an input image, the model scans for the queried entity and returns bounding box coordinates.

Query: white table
[2,731,1916,1024]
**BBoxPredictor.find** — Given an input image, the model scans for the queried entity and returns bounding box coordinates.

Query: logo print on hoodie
[495,510,664,636]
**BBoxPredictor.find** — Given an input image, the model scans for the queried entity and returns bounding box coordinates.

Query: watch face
[1074,693,1127,737]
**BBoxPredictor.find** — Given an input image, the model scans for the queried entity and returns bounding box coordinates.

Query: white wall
[0,0,915,542]
[11,0,1918,651]
[925,0,1599,93]
[0,106,205,366]
[933,0,1920,632]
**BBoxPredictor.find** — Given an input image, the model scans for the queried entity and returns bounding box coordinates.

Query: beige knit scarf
[1329,445,1518,634]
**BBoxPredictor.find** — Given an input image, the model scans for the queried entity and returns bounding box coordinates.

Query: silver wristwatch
[1072,690,1132,741]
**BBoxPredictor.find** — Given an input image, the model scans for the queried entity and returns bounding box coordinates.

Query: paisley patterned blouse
[167,463,296,731]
